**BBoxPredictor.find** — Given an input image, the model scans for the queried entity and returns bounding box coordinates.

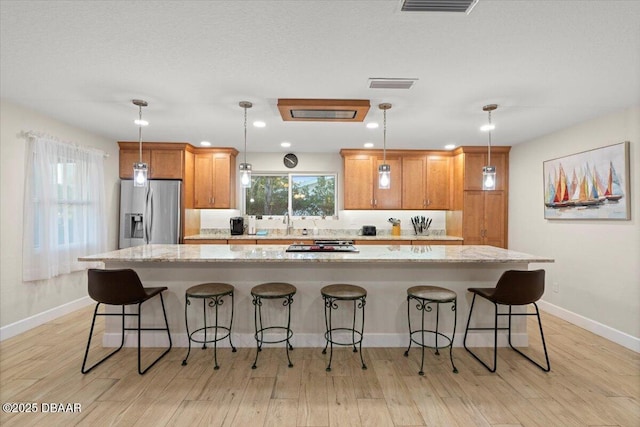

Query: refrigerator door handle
[145,187,154,244]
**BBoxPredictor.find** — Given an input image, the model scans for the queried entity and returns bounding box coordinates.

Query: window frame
[243,172,338,218]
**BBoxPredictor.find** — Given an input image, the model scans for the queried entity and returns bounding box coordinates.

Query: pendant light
[239,101,252,189]
[378,103,392,189]
[132,99,149,187]
[481,104,497,191]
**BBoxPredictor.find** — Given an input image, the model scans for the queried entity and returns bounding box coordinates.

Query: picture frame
[543,141,630,220]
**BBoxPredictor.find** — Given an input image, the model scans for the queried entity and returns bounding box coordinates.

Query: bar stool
[405,285,458,375]
[82,269,172,375]
[251,282,297,369]
[182,283,236,370]
[463,269,550,373]
[321,284,367,371]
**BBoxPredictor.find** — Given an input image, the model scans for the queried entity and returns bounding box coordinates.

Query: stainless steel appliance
[286,242,358,253]
[230,217,244,235]
[119,180,181,248]
[362,225,376,236]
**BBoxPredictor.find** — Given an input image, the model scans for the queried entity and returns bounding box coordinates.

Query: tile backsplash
[198,209,447,236]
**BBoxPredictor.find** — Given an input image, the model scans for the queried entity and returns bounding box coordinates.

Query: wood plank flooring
[0,306,638,426]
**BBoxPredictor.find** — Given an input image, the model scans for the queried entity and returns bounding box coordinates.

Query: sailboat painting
[543,141,630,219]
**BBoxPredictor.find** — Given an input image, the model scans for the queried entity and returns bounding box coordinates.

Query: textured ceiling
[1,0,639,153]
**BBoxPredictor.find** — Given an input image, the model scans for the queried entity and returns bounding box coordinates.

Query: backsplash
[197,209,447,236]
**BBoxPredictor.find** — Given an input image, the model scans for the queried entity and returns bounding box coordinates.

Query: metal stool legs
[404,295,458,375]
[463,294,551,372]
[322,295,367,371]
[182,292,236,370]
[252,293,294,369]
[82,293,172,375]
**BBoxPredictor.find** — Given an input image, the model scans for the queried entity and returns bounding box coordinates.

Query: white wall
[509,106,640,341]
[0,100,120,331]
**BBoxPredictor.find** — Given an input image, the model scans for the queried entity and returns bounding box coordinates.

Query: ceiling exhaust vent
[401,0,479,14]
[368,78,418,89]
[277,99,370,122]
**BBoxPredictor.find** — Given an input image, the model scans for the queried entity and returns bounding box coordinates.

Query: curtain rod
[20,130,110,158]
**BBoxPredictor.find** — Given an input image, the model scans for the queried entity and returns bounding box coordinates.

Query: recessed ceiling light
[253,121,266,128]
[364,142,374,148]
[444,144,456,150]
[281,141,291,148]
[200,141,211,147]
[366,122,379,129]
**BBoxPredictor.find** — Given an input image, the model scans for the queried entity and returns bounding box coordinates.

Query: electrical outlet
[553,281,559,293]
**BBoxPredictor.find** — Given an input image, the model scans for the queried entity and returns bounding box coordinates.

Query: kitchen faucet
[283,211,293,235]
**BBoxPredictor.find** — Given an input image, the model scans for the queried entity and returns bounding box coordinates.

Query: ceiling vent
[368,78,418,89]
[277,99,370,122]
[400,0,479,14]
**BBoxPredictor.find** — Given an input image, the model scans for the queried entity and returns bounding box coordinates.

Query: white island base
[79,244,554,349]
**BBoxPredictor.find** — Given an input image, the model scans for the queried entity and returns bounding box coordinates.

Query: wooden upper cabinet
[150,149,183,179]
[343,155,375,209]
[402,156,427,209]
[118,142,184,179]
[463,151,508,191]
[374,156,402,209]
[193,150,236,209]
[426,156,450,210]
[119,148,150,179]
[401,155,450,210]
[342,152,402,209]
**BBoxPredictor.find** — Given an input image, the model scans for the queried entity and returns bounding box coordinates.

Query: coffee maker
[230,217,244,235]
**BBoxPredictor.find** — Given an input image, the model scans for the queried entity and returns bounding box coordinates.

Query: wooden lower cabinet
[355,240,411,245]
[462,190,506,247]
[411,240,462,245]
[185,239,227,244]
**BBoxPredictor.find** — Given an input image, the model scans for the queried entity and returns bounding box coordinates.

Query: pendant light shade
[378,103,392,189]
[239,101,252,189]
[481,104,497,191]
[132,99,149,187]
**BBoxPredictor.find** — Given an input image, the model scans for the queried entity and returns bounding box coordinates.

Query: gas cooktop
[286,242,359,253]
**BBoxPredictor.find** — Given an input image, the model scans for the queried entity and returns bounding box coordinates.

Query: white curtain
[23,136,106,281]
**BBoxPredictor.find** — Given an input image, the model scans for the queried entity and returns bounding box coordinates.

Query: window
[23,137,107,281]
[245,174,336,217]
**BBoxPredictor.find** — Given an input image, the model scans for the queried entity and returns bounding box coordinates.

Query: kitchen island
[79,244,553,349]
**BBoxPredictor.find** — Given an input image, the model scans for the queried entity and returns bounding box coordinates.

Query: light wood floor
[0,305,638,426]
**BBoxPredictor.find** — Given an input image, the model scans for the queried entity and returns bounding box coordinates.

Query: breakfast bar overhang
[79,244,554,348]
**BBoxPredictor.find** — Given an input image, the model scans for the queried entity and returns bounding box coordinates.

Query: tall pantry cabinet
[446,146,510,248]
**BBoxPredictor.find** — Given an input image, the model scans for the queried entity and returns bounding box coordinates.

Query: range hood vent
[277,99,370,122]
[368,78,418,89]
[401,0,479,14]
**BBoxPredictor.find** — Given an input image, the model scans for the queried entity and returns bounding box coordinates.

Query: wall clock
[283,153,298,168]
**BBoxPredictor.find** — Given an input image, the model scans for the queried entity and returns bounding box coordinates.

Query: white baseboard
[0,296,93,341]
[539,300,640,353]
[102,331,528,348]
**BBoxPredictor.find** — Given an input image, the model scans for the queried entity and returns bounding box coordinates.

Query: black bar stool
[82,268,172,375]
[405,285,458,375]
[463,269,551,372]
[182,283,236,370]
[251,282,297,369]
[321,284,367,371]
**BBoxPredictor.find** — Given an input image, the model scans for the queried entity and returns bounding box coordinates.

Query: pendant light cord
[243,105,247,165]
[383,107,387,163]
[487,110,492,166]
[138,105,143,163]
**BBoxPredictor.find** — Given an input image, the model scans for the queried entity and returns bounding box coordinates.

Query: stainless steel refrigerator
[119,180,181,248]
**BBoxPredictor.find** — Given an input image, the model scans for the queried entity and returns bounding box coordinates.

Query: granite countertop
[79,244,553,264]
[184,233,463,241]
